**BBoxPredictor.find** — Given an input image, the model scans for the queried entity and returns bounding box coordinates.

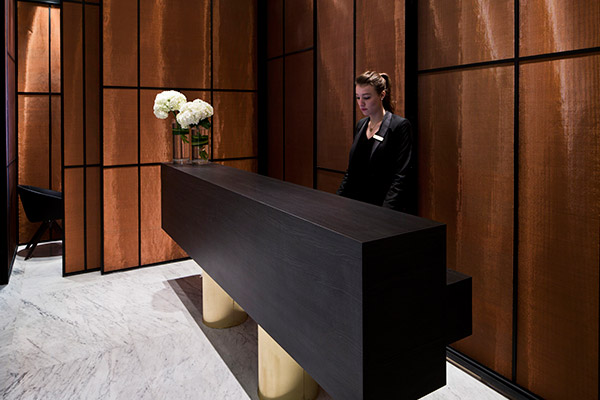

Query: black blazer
[337,112,414,212]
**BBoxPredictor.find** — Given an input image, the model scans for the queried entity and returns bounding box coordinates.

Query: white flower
[176,98,214,128]
[153,90,187,119]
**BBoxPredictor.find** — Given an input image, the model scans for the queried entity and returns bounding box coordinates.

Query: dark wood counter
[161,163,449,399]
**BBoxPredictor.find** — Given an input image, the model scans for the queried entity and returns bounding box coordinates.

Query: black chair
[17,185,64,260]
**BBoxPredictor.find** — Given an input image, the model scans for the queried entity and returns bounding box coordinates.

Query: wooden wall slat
[63,2,84,167]
[267,0,283,58]
[418,66,514,378]
[103,167,139,272]
[417,0,514,71]
[17,3,49,93]
[216,159,258,173]
[103,0,137,86]
[284,51,313,187]
[284,0,313,53]
[103,89,138,166]
[139,0,210,89]
[86,167,102,271]
[51,95,61,192]
[267,58,283,179]
[212,92,257,159]
[85,5,100,166]
[520,0,600,57]
[356,0,405,116]
[316,170,344,194]
[517,56,600,399]
[213,0,257,90]
[64,168,85,274]
[50,7,60,93]
[316,0,353,172]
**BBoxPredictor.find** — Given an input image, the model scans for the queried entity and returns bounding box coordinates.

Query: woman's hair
[355,71,394,113]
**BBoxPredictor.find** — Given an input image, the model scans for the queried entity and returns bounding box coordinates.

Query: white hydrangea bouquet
[153,90,213,163]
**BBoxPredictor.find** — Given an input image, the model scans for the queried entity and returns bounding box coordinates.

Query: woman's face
[356,84,383,117]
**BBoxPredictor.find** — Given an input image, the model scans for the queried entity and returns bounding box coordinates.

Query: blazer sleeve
[337,119,367,196]
[382,118,413,211]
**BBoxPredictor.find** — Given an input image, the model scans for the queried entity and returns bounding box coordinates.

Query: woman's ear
[381,90,386,100]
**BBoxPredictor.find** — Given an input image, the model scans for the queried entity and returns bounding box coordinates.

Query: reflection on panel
[215,159,258,173]
[140,0,210,88]
[267,58,283,179]
[520,1,600,56]
[17,3,49,92]
[356,0,405,115]
[85,5,101,165]
[317,0,353,171]
[8,59,16,164]
[51,95,61,191]
[140,90,211,164]
[517,56,599,399]
[18,95,50,188]
[316,170,344,194]
[103,89,138,166]
[284,0,313,53]
[140,166,186,265]
[212,92,257,159]
[50,6,60,93]
[8,163,18,269]
[284,51,313,187]
[213,0,257,90]
[86,167,102,270]
[418,66,514,378]
[63,2,84,166]
[103,0,137,86]
[64,168,85,274]
[8,0,15,57]
[103,167,139,272]
[267,0,283,58]
[418,0,514,70]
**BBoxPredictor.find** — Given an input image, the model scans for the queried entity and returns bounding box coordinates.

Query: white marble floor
[1,243,507,400]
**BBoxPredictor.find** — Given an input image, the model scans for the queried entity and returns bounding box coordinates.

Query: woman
[337,71,414,213]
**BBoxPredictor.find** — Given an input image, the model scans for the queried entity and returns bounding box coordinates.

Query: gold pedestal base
[258,326,319,400]
[202,272,248,328]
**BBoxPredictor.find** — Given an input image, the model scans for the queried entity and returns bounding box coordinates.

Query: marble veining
[0,247,507,399]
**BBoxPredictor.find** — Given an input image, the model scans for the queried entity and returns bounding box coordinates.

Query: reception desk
[161,163,469,400]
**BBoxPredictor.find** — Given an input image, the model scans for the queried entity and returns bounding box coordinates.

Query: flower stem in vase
[172,121,190,164]
[191,127,210,164]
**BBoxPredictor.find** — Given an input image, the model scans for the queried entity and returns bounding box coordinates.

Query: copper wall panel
[284,51,313,187]
[316,0,353,172]
[316,170,344,194]
[212,92,257,159]
[418,66,514,378]
[103,89,138,166]
[418,0,514,71]
[216,159,258,173]
[17,3,49,92]
[103,0,137,86]
[103,167,139,272]
[140,0,210,89]
[63,2,84,166]
[51,95,61,191]
[86,167,102,270]
[85,5,100,165]
[8,0,15,57]
[213,0,257,90]
[18,95,50,244]
[284,0,313,53]
[517,56,600,399]
[64,168,85,274]
[356,0,405,116]
[267,58,283,179]
[267,0,283,58]
[520,1,600,56]
[50,7,60,93]
[140,166,186,265]
[8,58,16,164]
[140,90,211,164]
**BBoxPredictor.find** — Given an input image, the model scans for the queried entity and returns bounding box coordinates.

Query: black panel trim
[267,46,314,61]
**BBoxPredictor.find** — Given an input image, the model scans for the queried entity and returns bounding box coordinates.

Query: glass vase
[191,127,210,164]
[172,122,190,164]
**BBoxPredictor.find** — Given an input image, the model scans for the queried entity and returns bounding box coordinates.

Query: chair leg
[50,220,64,239]
[25,221,50,260]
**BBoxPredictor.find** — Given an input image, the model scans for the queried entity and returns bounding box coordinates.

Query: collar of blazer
[349,111,393,163]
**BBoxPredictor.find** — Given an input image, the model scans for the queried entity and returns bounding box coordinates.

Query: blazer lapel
[370,111,392,159]
[348,118,369,164]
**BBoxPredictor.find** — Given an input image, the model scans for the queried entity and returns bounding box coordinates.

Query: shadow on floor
[16,242,62,260]
[168,275,332,400]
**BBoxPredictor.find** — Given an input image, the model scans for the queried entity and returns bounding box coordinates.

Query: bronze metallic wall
[418,1,599,398]
[3,0,18,284]
[102,0,258,272]
[267,0,406,194]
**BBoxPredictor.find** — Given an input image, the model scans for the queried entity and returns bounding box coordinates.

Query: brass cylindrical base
[258,326,319,400]
[202,272,248,328]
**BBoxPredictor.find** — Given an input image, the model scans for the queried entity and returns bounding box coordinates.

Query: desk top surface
[164,163,443,243]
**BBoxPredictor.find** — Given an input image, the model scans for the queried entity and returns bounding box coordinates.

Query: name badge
[373,134,384,142]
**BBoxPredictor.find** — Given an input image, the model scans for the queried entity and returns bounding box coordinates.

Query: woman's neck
[369,108,386,125]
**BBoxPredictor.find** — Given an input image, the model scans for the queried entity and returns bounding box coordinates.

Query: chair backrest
[17,185,64,223]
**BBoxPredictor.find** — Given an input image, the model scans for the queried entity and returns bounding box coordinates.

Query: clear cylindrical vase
[172,122,190,164]
[191,127,209,164]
